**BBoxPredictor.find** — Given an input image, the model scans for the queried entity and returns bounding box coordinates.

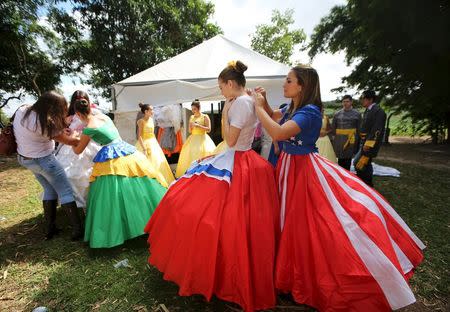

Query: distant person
[13,91,83,240]
[136,103,175,185]
[354,90,386,186]
[315,107,337,162]
[331,95,361,170]
[175,100,216,177]
[135,101,145,139]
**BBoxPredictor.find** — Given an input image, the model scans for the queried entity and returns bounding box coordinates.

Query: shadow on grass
[0,212,237,311]
[0,211,315,311]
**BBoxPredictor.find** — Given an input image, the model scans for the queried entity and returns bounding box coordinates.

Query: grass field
[1,142,449,312]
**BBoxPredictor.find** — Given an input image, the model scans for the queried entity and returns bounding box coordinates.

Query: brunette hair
[218,60,248,87]
[22,91,68,138]
[73,91,91,116]
[288,65,322,115]
[361,90,377,102]
[191,99,200,110]
[139,103,152,113]
[69,90,90,116]
[342,94,352,101]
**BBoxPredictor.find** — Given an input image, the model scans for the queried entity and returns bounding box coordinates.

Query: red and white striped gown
[275,151,425,311]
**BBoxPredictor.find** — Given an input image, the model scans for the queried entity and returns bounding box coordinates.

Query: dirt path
[377,137,450,170]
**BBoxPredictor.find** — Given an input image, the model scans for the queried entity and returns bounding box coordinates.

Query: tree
[0,0,62,105]
[49,0,222,97]
[250,9,306,65]
[309,0,450,143]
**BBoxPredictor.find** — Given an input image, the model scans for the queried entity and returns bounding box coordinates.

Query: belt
[335,128,356,150]
[19,154,34,160]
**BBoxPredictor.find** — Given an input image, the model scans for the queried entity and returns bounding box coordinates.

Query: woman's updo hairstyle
[71,90,91,115]
[69,90,90,116]
[191,99,200,110]
[218,60,248,87]
[139,102,151,113]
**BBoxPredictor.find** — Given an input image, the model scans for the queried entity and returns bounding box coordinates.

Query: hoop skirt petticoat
[56,141,101,208]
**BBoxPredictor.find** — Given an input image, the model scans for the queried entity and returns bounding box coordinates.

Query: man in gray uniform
[354,90,387,187]
[331,95,361,170]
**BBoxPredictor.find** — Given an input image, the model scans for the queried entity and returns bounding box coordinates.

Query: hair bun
[138,103,144,108]
[76,99,89,107]
[235,60,248,74]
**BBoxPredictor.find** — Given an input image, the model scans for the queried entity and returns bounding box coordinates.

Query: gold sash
[336,128,356,150]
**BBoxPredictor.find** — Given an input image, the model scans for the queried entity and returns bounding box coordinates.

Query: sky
[4,0,354,115]
[208,0,353,99]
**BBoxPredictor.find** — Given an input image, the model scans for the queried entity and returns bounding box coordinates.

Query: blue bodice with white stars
[279,104,322,155]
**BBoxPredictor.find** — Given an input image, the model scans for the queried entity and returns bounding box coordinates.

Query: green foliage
[49,0,222,97]
[250,9,306,65]
[0,0,62,97]
[309,0,450,142]
[0,108,9,125]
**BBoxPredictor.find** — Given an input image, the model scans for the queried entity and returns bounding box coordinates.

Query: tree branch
[0,93,23,110]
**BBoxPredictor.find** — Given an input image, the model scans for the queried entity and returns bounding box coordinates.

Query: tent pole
[210,103,214,132]
[111,86,117,111]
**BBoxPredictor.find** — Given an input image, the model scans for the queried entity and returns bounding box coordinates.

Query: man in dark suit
[354,90,386,187]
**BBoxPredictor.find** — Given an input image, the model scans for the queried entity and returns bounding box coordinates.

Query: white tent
[112,34,290,143]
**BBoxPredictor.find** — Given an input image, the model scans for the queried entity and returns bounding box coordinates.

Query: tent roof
[116,35,290,86]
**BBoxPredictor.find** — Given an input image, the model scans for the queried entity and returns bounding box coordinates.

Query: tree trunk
[446,111,450,144]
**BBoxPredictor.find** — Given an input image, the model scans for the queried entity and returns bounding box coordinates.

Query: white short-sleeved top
[13,106,55,158]
[227,94,257,151]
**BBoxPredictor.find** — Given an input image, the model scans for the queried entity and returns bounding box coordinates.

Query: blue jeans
[18,153,75,204]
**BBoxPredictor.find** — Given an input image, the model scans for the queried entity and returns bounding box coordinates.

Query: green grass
[1,144,449,311]
[373,160,449,308]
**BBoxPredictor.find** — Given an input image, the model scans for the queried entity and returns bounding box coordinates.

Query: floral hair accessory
[227,60,237,69]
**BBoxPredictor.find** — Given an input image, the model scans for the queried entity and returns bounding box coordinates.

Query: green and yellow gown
[83,117,167,248]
